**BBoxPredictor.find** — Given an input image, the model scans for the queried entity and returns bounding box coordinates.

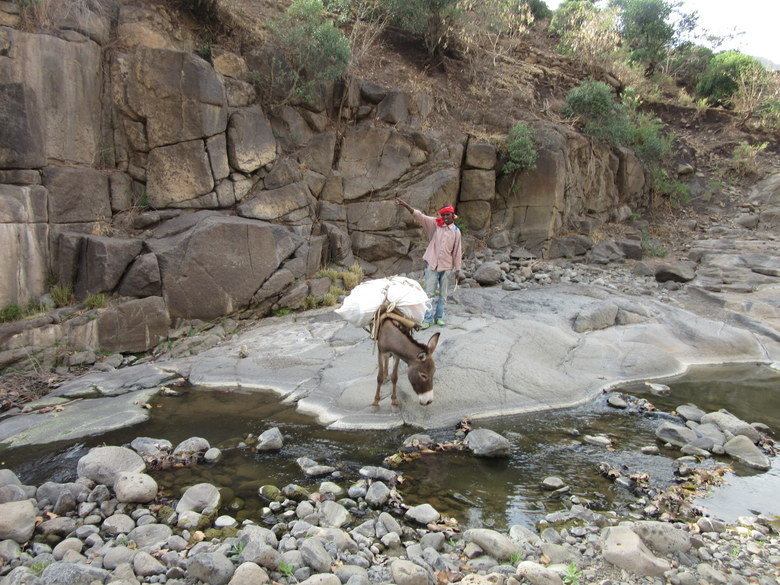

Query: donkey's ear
[427,332,440,353]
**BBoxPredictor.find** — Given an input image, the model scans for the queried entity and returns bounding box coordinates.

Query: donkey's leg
[374,352,389,406]
[390,355,401,406]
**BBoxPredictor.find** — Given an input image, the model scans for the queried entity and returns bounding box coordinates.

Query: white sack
[334,276,430,327]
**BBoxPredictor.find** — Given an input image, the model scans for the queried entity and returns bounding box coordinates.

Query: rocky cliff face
[0,1,645,343]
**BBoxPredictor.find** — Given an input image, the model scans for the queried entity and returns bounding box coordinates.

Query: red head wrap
[436,205,457,227]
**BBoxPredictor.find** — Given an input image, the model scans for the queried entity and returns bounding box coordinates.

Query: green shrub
[527,0,551,20]
[342,271,360,291]
[328,285,346,297]
[321,292,337,306]
[502,123,538,175]
[197,43,212,60]
[83,293,108,310]
[0,304,23,322]
[303,295,320,310]
[696,51,766,106]
[454,216,468,235]
[564,80,633,147]
[50,285,74,308]
[384,0,460,57]
[272,307,292,317]
[265,0,351,103]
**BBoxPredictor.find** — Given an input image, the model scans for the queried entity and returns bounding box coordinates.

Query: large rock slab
[146,213,300,319]
[43,167,111,223]
[723,435,771,470]
[0,29,102,165]
[0,82,45,168]
[127,48,227,148]
[338,126,414,200]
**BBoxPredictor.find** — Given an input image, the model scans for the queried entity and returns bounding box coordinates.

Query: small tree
[551,1,621,72]
[385,0,460,58]
[610,0,697,76]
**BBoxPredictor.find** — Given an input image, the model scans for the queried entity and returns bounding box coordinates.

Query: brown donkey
[374,315,440,406]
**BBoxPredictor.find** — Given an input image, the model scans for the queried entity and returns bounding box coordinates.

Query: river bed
[2,363,777,530]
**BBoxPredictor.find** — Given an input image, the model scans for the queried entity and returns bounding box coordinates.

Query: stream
[2,363,778,530]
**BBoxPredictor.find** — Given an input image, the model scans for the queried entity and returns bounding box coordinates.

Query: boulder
[147,213,299,319]
[229,562,270,585]
[405,503,440,525]
[114,472,158,503]
[127,47,227,149]
[515,561,563,585]
[632,521,692,554]
[187,552,236,585]
[390,559,428,585]
[573,301,618,333]
[256,427,284,451]
[76,446,145,487]
[0,500,35,543]
[346,200,398,231]
[473,262,504,286]
[96,296,170,353]
[300,537,331,573]
[464,528,521,560]
[2,30,102,165]
[298,132,337,176]
[318,500,350,528]
[655,262,696,283]
[460,169,496,201]
[74,235,144,299]
[376,91,409,124]
[601,525,671,576]
[655,422,698,448]
[700,410,761,443]
[38,562,110,585]
[464,428,511,457]
[227,106,277,173]
[723,435,771,470]
[365,481,390,508]
[117,253,163,297]
[586,241,625,264]
[176,482,220,514]
[237,182,315,224]
[127,524,173,551]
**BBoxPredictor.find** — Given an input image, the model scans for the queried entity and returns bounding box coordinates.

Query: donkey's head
[406,332,440,405]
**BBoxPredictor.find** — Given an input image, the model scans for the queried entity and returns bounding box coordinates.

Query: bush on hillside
[664,43,713,91]
[696,51,766,106]
[263,0,351,103]
[502,123,538,175]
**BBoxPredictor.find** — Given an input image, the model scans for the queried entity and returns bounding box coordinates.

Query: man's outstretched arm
[396,197,414,214]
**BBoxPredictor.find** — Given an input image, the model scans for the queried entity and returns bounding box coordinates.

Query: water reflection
[1,364,777,530]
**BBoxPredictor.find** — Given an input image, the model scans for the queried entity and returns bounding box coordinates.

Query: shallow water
[1,363,777,530]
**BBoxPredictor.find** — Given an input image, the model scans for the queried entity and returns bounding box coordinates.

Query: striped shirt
[412,209,462,271]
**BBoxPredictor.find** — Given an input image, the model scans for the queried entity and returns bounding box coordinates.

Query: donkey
[374,314,440,407]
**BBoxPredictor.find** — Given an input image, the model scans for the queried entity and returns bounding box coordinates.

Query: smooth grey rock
[318,500,350,528]
[358,466,398,484]
[464,428,511,458]
[187,552,236,585]
[229,562,270,585]
[464,528,521,560]
[114,472,158,503]
[723,435,771,470]
[38,562,109,585]
[632,521,692,554]
[102,513,135,536]
[103,545,138,570]
[365,481,390,508]
[0,500,35,543]
[256,427,284,451]
[473,262,504,286]
[51,538,83,561]
[390,559,429,585]
[700,410,761,443]
[176,482,220,514]
[676,404,706,422]
[76,446,145,487]
[300,537,332,573]
[655,422,698,448]
[127,523,173,551]
[173,437,211,458]
[515,561,563,585]
[405,503,440,525]
[601,525,671,576]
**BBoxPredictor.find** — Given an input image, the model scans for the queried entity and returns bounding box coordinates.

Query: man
[396,197,462,329]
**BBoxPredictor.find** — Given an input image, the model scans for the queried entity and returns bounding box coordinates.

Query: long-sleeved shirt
[412,209,462,271]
